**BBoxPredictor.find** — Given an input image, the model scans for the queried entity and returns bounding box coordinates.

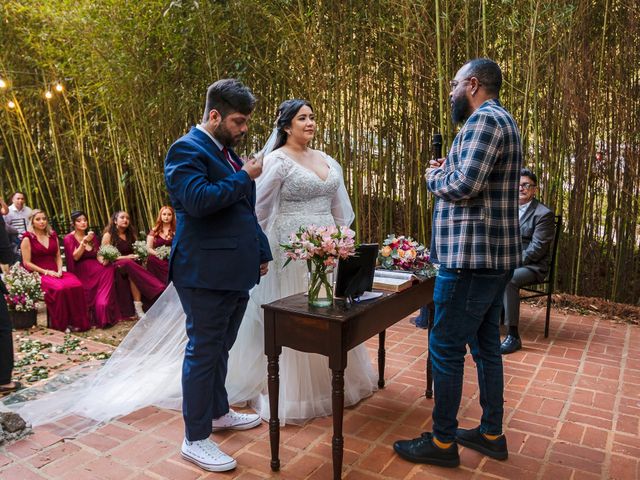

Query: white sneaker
[212,409,262,431]
[181,438,237,472]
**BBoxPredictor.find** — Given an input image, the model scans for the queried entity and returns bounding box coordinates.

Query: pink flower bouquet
[281,225,356,306]
[378,234,437,276]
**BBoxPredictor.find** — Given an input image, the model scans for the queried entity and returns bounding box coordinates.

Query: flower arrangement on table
[280,225,357,306]
[132,240,149,263]
[97,244,120,263]
[154,245,171,261]
[3,263,44,312]
[378,234,437,277]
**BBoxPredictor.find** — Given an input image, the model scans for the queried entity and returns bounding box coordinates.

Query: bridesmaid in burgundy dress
[100,211,164,318]
[145,206,174,286]
[20,210,90,332]
[64,211,122,328]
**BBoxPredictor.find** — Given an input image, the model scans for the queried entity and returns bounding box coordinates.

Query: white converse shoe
[212,409,262,431]
[181,438,237,472]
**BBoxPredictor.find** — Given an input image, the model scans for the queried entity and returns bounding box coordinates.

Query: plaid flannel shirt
[427,99,522,270]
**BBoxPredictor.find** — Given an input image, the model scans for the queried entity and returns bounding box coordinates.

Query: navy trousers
[175,286,250,441]
[0,297,13,385]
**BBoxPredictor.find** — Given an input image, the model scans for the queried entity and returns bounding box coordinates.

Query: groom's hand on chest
[241,157,263,180]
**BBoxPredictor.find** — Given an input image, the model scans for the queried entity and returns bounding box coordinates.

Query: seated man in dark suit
[501,168,555,354]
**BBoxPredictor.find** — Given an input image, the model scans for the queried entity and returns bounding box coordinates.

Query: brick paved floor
[1,303,639,479]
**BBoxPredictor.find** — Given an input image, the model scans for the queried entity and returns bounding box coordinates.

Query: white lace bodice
[255,150,355,269]
[272,152,340,237]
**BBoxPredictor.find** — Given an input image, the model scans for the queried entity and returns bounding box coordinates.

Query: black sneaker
[393,432,460,468]
[456,426,508,460]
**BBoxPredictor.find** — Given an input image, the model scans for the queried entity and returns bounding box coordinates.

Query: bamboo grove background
[1,0,639,304]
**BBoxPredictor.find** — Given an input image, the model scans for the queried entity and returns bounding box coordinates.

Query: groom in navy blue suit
[164,79,272,472]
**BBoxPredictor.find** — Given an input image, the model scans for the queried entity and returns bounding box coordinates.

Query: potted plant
[3,263,44,329]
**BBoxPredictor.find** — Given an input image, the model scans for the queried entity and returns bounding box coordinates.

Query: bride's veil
[3,126,281,436]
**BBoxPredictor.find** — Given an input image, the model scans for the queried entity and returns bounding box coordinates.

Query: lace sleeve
[255,151,289,233]
[326,154,355,227]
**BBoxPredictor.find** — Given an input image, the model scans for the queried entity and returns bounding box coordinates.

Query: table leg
[425,303,434,399]
[331,369,345,480]
[267,354,280,471]
[378,330,386,388]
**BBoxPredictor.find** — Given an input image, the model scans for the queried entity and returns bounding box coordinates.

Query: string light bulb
[0,79,6,89]
[55,83,63,92]
[45,91,53,100]
[8,101,16,109]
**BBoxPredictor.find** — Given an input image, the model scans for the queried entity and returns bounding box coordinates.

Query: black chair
[518,214,562,338]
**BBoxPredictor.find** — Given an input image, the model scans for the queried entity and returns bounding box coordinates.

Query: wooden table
[262,277,435,479]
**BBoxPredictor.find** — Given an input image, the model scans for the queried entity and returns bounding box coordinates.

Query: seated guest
[100,211,164,319]
[21,210,90,332]
[4,191,32,235]
[501,168,555,354]
[64,211,123,328]
[145,205,174,286]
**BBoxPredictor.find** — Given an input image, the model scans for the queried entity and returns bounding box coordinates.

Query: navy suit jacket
[164,127,272,291]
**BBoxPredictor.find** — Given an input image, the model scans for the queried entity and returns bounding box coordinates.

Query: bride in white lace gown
[228,100,376,423]
[7,99,376,430]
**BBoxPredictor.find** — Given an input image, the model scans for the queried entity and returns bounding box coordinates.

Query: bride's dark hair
[273,99,313,150]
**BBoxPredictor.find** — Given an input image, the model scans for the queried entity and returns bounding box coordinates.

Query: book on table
[372,270,418,292]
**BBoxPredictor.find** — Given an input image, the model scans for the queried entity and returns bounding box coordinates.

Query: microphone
[429,132,442,263]
[432,133,443,161]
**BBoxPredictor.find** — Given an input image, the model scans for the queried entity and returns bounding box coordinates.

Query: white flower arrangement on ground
[3,263,44,312]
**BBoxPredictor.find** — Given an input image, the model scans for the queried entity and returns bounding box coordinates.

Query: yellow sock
[483,433,502,441]
[432,436,454,449]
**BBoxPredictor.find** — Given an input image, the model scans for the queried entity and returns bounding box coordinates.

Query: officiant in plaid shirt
[394,58,522,468]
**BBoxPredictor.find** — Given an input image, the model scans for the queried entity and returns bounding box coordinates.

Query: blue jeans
[430,266,513,442]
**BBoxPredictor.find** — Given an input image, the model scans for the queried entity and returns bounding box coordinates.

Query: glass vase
[307,261,334,307]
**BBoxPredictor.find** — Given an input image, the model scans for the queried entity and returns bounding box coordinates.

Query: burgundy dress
[23,231,90,332]
[113,236,164,314]
[64,233,123,328]
[146,233,172,286]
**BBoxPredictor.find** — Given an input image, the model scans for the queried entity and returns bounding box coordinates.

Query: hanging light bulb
[0,79,6,89]
[8,101,16,109]
[55,83,64,92]
[45,91,53,100]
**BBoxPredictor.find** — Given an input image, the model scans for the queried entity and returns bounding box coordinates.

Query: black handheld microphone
[429,132,442,263]
[432,133,443,161]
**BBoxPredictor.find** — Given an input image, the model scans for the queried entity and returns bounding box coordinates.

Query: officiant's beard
[450,95,471,124]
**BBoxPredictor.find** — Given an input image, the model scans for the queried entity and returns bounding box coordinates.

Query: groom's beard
[214,123,246,148]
